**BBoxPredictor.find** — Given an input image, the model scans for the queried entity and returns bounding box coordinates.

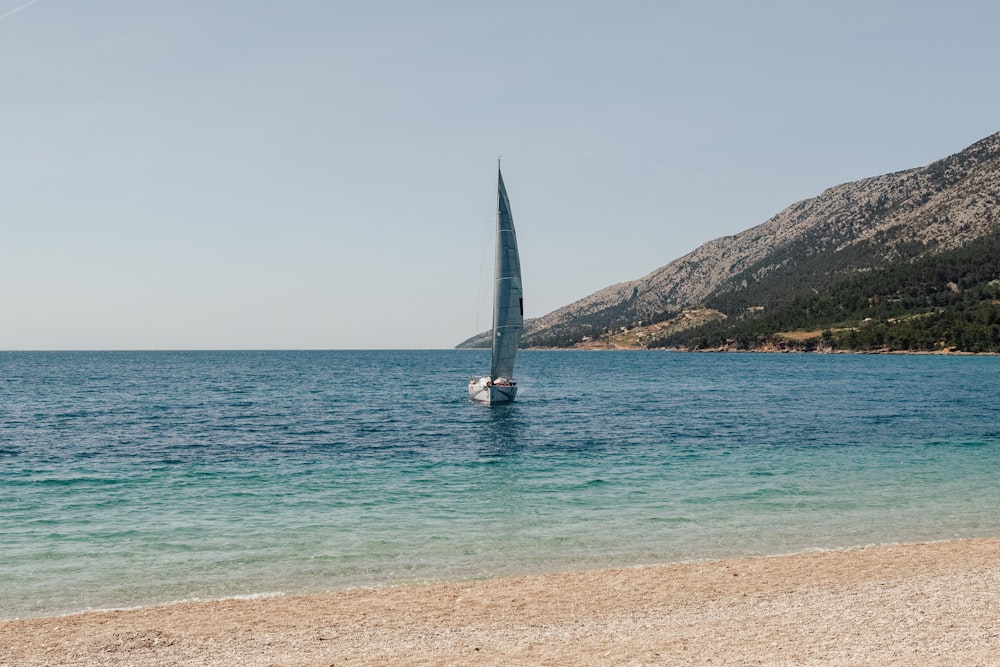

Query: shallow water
[2,350,999,618]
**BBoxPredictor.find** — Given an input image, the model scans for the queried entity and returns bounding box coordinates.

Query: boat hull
[468,376,517,404]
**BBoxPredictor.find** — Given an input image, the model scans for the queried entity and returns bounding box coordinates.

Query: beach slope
[3,538,999,666]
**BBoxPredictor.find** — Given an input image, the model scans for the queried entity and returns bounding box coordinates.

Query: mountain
[457,132,1000,352]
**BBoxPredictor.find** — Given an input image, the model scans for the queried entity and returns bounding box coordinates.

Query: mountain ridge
[458,132,1000,351]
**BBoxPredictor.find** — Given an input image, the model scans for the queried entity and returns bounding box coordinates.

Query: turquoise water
[2,350,999,619]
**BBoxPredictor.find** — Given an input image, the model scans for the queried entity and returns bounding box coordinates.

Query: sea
[2,350,999,620]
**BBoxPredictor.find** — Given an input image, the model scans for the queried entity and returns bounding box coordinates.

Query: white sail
[490,168,523,382]
[469,165,523,403]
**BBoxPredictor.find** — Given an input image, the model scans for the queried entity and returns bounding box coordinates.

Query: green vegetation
[647,229,1000,353]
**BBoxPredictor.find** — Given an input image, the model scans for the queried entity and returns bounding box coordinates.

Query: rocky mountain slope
[458,131,1000,350]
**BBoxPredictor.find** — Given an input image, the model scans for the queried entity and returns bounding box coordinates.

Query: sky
[2,0,999,350]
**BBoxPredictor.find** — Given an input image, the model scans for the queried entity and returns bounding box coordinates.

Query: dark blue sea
[2,350,999,619]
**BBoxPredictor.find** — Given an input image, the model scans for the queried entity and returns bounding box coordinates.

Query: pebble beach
[4,538,999,666]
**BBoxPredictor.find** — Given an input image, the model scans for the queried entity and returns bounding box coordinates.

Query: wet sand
[3,538,999,666]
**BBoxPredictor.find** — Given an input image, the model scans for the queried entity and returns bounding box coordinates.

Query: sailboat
[469,163,523,403]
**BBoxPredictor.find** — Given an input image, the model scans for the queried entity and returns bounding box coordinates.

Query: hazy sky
[3,1,998,349]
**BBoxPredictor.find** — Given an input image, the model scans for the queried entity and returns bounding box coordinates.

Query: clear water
[2,350,999,619]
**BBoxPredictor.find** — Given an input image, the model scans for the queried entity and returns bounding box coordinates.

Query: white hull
[468,376,518,404]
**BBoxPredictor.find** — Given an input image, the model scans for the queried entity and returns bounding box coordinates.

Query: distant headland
[459,132,1000,354]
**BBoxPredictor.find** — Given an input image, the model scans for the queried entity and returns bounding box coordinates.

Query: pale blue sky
[2,0,998,349]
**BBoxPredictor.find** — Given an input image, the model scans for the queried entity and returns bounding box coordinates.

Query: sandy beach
[3,538,999,666]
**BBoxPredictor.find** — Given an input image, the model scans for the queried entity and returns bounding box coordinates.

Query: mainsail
[489,167,523,381]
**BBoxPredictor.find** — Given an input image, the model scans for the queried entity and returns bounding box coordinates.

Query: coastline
[4,538,999,666]
[524,345,999,354]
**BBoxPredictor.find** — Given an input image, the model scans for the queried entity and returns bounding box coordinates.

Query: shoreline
[520,345,999,354]
[4,538,999,666]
